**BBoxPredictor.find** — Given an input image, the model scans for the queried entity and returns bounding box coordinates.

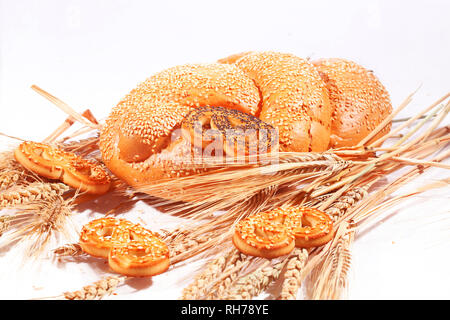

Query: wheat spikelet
[0,193,76,258]
[221,256,291,300]
[63,276,125,300]
[326,232,353,298]
[325,186,369,220]
[278,248,309,300]
[167,228,228,264]
[53,243,84,257]
[181,248,235,300]
[306,230,353,300]
[0,182,69,209]
[205,250,249,299]
[0,151,30,190]
[0,215,12,236]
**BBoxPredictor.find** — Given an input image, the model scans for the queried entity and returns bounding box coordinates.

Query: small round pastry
[62,157,111,195]
[229,51,332,152]
[233,210,295,259]
[14,141,66,180]
[79,218,133,258]
[108,231,170,277]
[80,217,170,277]
[14,141,111,194]
[289,207,334,248]
[311,58,393,148]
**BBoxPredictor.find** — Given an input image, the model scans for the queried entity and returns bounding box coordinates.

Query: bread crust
[100,63,261,190]
[100,54,392,197]
[312,58,393,148]
[233,52,332,152]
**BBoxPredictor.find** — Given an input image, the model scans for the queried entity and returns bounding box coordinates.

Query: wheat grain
[222,256,291,300]
[181,248,235,300]
[63,276,125,300]
[0,151,30,190]
[53,243,83,257]
[278,248,309,300]
[325,186,369,220]
[0,182,69,208]
[206,250,249,299]
[0,215,12,236]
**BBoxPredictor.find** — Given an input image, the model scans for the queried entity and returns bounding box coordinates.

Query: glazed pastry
[14,141,111,195]
[80,217,170,277]
[312,58,393,148]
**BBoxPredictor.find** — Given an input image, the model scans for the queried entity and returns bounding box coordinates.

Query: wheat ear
[278,248,309,300]
[63,276,126,300]
[53,243,84,257]
[181,248,235,300]
[0,215,12,236]
[0,151,30,190]
[0,182,69,208]
[205,250,249,299]
[221,256,290,300]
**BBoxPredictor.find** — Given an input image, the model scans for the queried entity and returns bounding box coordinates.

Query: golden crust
[99,63,261,188]
[232,210,295,259]
[80,217,170,277]
[100,53,392,198]
[15,141,111,195]
[312,58,393,148]
[234,52,332,152]
[100,63,260,159]
[217,51,253,64]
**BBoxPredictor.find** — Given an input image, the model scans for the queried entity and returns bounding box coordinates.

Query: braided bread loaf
[99,52,392,193]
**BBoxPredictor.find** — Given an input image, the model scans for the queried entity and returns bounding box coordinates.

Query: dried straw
[0,193,76,258]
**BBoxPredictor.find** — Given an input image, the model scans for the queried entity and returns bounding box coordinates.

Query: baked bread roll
[312,58,393,148]
[100,52,392,196]
[99,63,261,188]
[232,52,332,152]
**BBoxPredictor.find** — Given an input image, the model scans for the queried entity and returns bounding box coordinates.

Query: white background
[0,0,449,299]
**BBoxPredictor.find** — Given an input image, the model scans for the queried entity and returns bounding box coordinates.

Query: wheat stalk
[57,135,99,156]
